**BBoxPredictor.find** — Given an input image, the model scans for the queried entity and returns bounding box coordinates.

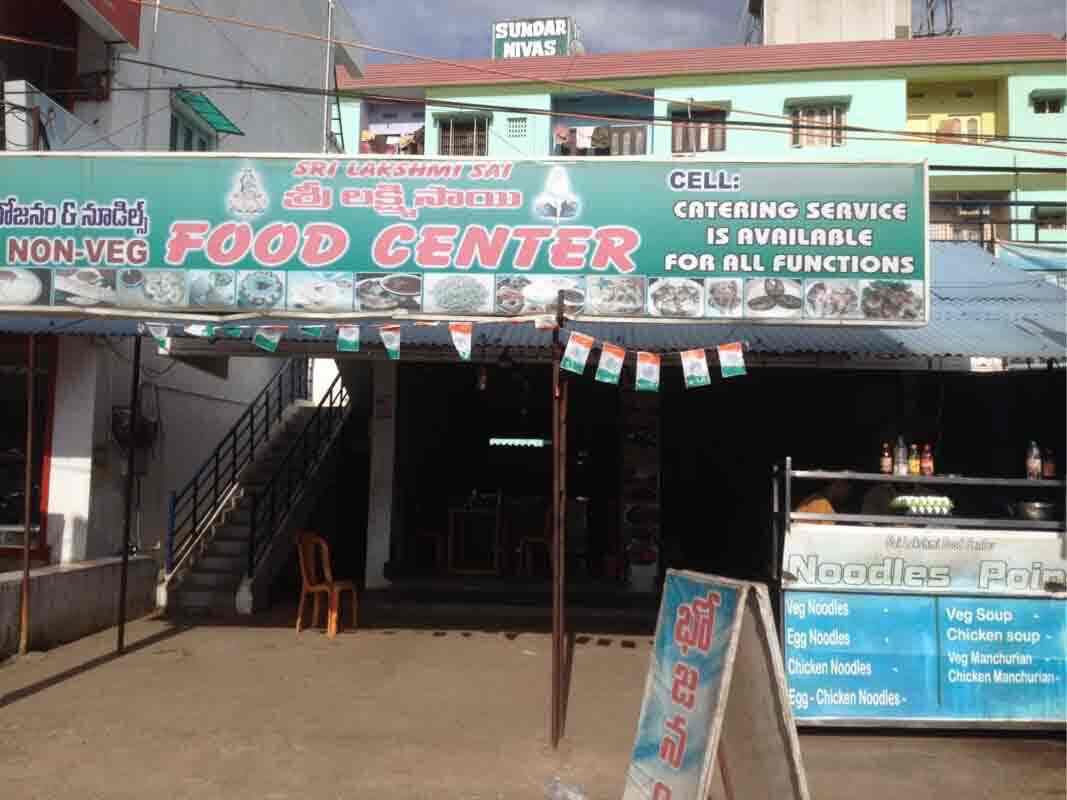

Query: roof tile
[339,34,1067,91]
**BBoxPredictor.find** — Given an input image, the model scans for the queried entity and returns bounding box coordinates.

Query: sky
[341,0,1066,63]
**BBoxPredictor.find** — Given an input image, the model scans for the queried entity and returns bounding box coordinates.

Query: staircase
[162,359,352,615]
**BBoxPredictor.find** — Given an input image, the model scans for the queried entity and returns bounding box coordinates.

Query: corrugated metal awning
[174,90,244,135]
[2,243,1064,362]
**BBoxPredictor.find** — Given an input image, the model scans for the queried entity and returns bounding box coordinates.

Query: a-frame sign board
[623,571,810,799]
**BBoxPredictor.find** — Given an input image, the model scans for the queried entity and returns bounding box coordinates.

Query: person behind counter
[794,480,850,524]
[861,481,901,517]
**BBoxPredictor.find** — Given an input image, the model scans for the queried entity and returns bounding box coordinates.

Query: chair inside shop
[296,530,358,637]
[513,502,552,578]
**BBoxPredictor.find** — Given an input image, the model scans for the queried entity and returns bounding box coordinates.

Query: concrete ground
[0,608,1063,800]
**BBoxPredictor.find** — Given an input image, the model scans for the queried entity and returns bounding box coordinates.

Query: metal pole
[18,335,35,655]
[557,364,569,742]
[550,290,567,748]
[320,0,335,153]
[117,334,142,654]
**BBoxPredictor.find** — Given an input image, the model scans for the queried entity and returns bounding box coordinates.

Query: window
[671,111,726,153]
[933,115,981,143]
[555,125,647,156]
[506,117,527,138]
[438,118,488,156]
[169,110,214,152]
[790,106,845,148]
[1035,98,1063,114]
[609,125,647,155]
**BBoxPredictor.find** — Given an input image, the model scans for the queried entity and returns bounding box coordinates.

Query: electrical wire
[93,57,1067,155]
[115,0,1067,157]
[180,0,317,121]
[46,66,1067,148]
[0,33,76,53]
[69,103,171,151]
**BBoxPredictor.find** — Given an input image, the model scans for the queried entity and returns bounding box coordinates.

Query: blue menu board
[938,596,1066,720]
[784,591,1067,722]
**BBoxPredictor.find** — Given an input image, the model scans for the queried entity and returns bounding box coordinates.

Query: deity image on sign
[228,168,268,218]
[534,166,579,222]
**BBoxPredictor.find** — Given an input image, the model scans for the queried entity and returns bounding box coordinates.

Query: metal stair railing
[165,357,312,576]
[248,371,351,576]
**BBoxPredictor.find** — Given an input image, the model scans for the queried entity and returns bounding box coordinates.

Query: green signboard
[492,17,574,59]
[0,154,928,324]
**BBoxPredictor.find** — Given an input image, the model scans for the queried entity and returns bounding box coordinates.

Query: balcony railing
[929,200,1066,246]
[2,80,114,151]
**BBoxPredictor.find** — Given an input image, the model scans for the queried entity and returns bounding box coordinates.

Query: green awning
[174,90,244,135]
[783,95,852,108]
[1029,88,1066,101]
[431,109,491,123]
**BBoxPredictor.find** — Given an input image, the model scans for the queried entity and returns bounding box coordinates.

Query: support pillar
[365,361,397,589]
[46,337,98,564]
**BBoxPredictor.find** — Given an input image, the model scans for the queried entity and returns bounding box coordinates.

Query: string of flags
[560,331,745,390]
[139,319,746,390]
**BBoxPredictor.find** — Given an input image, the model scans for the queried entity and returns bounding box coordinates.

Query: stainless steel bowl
[1014,501,1059,522]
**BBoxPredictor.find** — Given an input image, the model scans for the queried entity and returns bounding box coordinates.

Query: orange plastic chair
[296,531,357,637]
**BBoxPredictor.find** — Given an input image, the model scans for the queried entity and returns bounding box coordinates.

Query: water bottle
[1026,441,1042,480]
[893,436,909,476]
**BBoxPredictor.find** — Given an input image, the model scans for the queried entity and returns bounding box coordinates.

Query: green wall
[345,62,1065,241]
[653,76,905,158]
[338,98,363,155]
[1005,74,1067,242]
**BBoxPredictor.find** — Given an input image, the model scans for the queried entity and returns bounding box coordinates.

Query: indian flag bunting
[681,348,711,388]
[184,323,215,338]
[299,324,326,338]
[336,324,360,352]
[635,351,661,392]
[144,323,171,354]
[253,326,284,353]
[561,332,595,375]
[449,322,473,361]
[595,343,625,385]
[718,342,747,378]
[379,324,401,360]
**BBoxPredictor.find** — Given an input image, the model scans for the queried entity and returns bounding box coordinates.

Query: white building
[744,0,913,46]
[0,0,362,569]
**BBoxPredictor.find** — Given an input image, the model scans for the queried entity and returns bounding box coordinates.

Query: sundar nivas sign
[492,17,575,58]
[0,154,928,323]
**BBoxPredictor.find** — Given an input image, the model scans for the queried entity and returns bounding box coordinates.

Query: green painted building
[338,33,1065,244]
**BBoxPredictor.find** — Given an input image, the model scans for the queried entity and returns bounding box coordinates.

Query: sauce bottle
[880,442,893,475]
[908,444,921,475]
[1026,441,1042,480]
[894,436,909,476]
[920,444,934,476]
[1042,448,1056,479]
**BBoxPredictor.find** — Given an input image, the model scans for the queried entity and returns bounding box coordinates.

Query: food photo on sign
[0,155,927,325]
[0,268,52,307]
